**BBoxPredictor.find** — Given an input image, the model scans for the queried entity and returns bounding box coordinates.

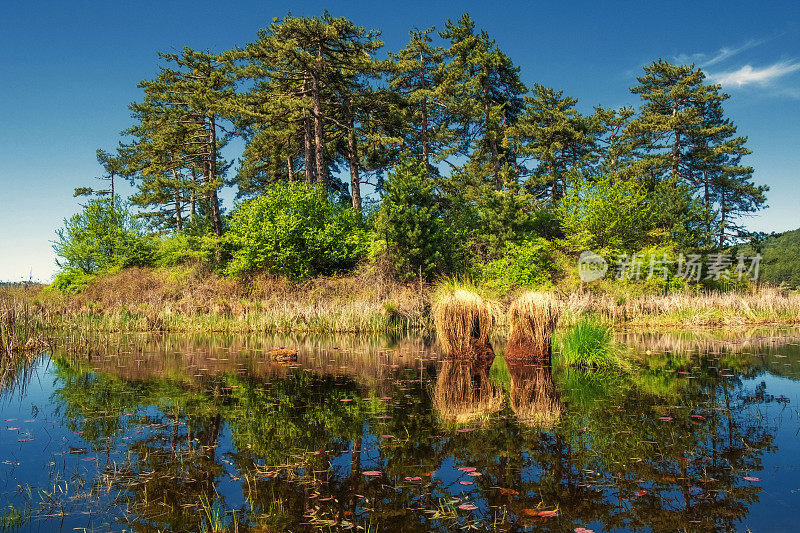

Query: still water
[1,329,799,532]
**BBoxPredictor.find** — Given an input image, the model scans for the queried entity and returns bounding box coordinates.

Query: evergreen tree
[388,27,453,167]
[628,60,767,248]
[128,47,235,236]
[234,13,383,198]
[439,13,526,190]
[513,84,598,201]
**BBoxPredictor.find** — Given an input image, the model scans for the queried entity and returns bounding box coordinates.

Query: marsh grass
[432,280,500,356]
[506,292,561,359]
[0,290,49,357]
[432,359,504,424]
[563,287,800,327]
[556,317,622,369]
[30,266,429,334]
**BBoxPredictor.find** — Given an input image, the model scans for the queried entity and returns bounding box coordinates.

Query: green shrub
[225,182,368,279]
[50,268,97,294]
[555,175,656,254]
[476,237,555,295]
[156,233,225,269]
[52,198,156,290]
[374,159,461,280]
[556,317,622,369]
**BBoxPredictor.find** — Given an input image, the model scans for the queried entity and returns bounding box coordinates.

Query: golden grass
[432,359,504,425]
[562,287,800,327]
[0,289,49,355]
[432,285,499,356]
[23,266,429,334]
[506,292,561,360]
[507,361,561,428]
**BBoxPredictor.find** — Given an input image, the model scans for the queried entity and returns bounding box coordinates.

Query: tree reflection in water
[26,331,792,531]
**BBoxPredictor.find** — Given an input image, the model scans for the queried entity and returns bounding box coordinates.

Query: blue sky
[1,0,798,282]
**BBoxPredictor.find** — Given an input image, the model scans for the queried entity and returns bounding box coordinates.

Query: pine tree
[439,13,526,190]
[628,60,767,248]
[512,84,598,201]
[388,27,453,167]
[131,47,235,236]
[235,13,383,198]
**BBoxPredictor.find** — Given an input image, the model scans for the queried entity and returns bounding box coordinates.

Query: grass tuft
[556,317,622,369]
[432,280,499,356]
[506,291,561,360]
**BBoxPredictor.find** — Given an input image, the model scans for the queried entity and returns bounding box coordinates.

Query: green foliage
[747,228,800,288]
[50,268,97,294]
[556,317,622,369]
[375,158,460,279]
[52,198,155,279]
[475,237,555,295]
[555,175,656,254]
[155,233,225,269]
[225,182,368,279]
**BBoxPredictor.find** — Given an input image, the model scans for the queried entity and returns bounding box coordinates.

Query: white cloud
[673,39,765,68]
[709,60,800,87]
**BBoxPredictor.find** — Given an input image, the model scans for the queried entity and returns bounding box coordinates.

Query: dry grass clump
[506,292,561,360]
[433,284,499,356]
[0,291,49,355]
[42,265,429,334]
[507,361,561,428]
[432,359,504,425]
[563,287,800,327]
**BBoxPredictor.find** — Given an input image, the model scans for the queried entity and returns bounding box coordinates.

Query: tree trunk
[171,169,183,232]
[346,99,361,214]
[312,50,329,193]
[719,188,727,248]
[703,169,711,246]
[287,153,295,182]
[420,51,430,167]
[175,190,182,232]
[672,102,680,180]
[303,79,314,184]
[190,168,197,224]
[483,74,502,191]
[207,114,223,236]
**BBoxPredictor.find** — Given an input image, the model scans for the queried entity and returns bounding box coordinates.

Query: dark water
[1,329,800,532]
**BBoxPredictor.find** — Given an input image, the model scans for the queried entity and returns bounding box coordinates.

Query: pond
[1,328,799,531]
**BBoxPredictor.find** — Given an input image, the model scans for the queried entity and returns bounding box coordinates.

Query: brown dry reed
[508,361,561,428]
[506,292,562,359]
[432,288,499,356]
[432,359,504,425]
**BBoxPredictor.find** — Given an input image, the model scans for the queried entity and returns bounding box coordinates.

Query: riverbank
[2,266,799,336]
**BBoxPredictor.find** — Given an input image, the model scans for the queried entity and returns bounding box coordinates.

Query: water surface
[1,328,799,531]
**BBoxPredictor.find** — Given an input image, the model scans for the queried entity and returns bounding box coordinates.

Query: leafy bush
[555,175,655,254]
[156,233,225,269]
[476,237,556,295]
[225,182,368,279]
[52,198,156,277]
[50,268,97,294]
[374,159,460,280]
